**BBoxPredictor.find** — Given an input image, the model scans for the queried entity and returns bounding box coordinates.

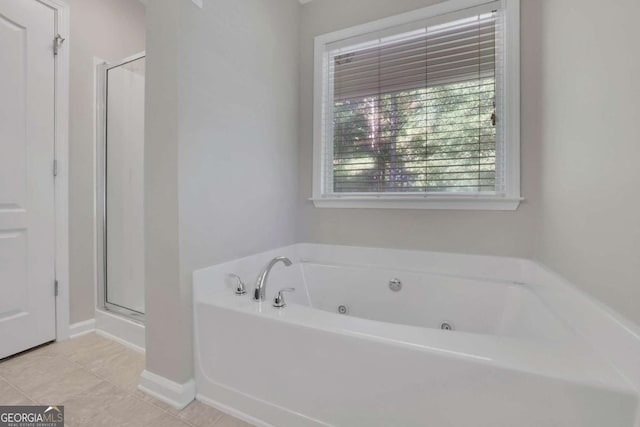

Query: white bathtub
[193,244,640,427]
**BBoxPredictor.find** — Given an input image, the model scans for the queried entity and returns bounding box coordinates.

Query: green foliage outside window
[333,78,496,193]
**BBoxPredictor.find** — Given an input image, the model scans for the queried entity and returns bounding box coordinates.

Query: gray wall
[177,0,299,283]
[144,0,300,384]
[142,0,640,386]
[297,0,640,328]
[143,0,185,383]
[297,0,540,258]
[535,0,640,325]
[67,0,145,324]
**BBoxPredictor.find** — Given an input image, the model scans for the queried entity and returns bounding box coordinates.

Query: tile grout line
[0,374,36,404]
[0,372,39,403]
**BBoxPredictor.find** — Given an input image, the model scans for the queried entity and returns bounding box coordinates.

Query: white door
[0,0,56,358]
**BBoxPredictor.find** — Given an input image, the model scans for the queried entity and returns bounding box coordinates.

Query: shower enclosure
[97,53,146,320]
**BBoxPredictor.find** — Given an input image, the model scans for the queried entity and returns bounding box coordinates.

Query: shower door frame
[96,51,146,322]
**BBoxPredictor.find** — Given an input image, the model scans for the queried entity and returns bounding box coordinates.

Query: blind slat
[332,136,496,149]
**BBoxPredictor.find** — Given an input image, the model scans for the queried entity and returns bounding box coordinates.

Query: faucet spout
[253,256,292,301]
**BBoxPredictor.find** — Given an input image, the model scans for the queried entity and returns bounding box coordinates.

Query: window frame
[312,0,521,211]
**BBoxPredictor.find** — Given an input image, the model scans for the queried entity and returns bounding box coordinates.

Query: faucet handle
[273,287,295,308]
[228,274,246,295]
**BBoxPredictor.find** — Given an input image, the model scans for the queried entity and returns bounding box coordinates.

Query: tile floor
[0,333,253,427]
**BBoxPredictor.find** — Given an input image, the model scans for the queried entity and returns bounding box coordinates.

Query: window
[312,0,521,210]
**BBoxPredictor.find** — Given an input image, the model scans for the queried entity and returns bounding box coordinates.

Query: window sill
[310,195,522,211]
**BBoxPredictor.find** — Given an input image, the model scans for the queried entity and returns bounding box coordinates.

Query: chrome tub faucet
[253,256,292,301]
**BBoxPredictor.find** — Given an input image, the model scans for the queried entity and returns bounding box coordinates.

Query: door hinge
[53,34,65,56]
[54,280,59,297]
[53,159,58,177]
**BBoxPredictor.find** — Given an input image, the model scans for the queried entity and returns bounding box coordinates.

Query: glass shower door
[101,54,146,318]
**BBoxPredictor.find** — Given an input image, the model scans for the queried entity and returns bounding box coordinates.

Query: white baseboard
[138,370,195,410]
[95,329,144,353]
[95,309,145,352]
[69,319,96,339]
[67,311,145,352]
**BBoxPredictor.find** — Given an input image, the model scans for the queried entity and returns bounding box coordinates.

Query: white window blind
[324,3,505,196]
